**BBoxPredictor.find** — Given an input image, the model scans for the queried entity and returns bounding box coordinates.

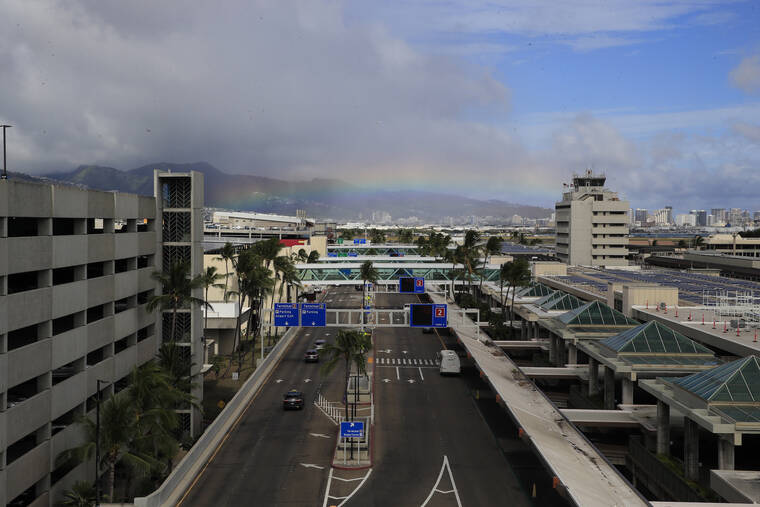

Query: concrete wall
[621,285,679,317]
[532,261,567,278]
[0,179,160,506]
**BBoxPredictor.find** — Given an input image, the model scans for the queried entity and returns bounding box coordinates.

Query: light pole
[95,379,110,505]
[1,124,11,180]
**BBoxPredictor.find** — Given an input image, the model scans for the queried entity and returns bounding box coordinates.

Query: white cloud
[730,54,760,94]
[732,121,760,143]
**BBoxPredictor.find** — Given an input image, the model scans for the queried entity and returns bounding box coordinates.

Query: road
[179,287,548,506]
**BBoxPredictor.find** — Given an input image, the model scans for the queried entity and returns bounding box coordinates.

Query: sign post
[300,302,327,327]
[273,303,299,327]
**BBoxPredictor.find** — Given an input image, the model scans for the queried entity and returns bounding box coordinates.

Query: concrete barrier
[134,328,299,507]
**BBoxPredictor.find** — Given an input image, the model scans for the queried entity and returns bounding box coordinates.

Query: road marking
[382,378,391,383]
[407,378,415,384]
[276,379,285,383]
[402,350,408,354]
[421,455,463,507]
[396,367,400,380]
[300,463,325,470]
[310,433,331,439]
[418,367,425,381]
[323,468,374,507]
[304,378,313,383]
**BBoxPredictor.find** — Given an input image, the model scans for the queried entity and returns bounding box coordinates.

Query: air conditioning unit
[730,319,747,329]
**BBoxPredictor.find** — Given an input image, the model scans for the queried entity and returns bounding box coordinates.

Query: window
[87,218,105,234]
[8,270,40,294]
[114,257,133,273]
[7,377,41,407]
[8,325,38,350]
[86,346,106,366]
[87,261,105,279]
[7,217,39,237]
[137,324,154,342]
[53,313,77,335]
[114,297,133,314]
[52,361,81,385]
[87,304,105,323]
[53,266,78,285]
[137,289,154,305]
[114,336,129,354]
[137,254,153,269]
[53,218,79,235]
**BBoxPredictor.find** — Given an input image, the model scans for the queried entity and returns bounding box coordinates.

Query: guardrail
[134,326,299,507]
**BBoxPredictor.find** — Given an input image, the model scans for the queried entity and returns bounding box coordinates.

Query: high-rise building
[555,171,629,267]
[711,208,726,224]
[0,171,203,506]
[634,209,648,224]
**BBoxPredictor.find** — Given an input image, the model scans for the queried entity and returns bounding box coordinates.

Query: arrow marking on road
[310,433,331,439]
[408,379,416,384]
[402,350,408,354]
[382,378,391,383]
[304,378,312,383]
[275,379,285,383]
[300,463,325,470]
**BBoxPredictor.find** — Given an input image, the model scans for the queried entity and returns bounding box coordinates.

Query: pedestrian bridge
[327,243,422,255]
[295,261,500,285]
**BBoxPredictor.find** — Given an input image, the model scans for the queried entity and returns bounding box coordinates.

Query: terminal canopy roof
[539,293,585,312]
[534,290,562,307]
[671,355,760,403]
[601,321,714,355]
[517,283,554,298]
[557,300,639,327]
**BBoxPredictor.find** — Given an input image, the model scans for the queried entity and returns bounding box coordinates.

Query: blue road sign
[348,251,358,257]
[274,303,299,327]
[300,302,326,327]
[328,252,338,257]
[399,277,425,294]
[432,304,447,328]
[413,277,425,294]
[340,420,364,438]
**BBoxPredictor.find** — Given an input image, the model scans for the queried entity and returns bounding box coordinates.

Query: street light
[95,379,111,506]
[1,124,11,180]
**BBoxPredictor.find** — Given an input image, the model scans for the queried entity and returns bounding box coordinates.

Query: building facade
[555,171,629,267]
[0,171,202,506]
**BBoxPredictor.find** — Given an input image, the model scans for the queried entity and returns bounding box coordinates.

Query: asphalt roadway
[178,287,537,506]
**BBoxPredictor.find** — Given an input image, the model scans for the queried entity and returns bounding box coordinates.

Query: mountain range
[17,162,552,221]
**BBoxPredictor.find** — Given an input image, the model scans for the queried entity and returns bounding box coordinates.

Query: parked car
[283,390,304,410]
[314,339,327,350]
[304,349,319,362]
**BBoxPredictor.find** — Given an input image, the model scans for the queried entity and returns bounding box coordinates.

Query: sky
[1,0,760,213]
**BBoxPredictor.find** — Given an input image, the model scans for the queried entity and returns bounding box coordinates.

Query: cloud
[730,54,760,94]
[732,121,760,143]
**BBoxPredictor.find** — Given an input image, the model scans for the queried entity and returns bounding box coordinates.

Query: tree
[307,250,320,263]
[462,230,482,294]
[199,266,225,363]
[320,329,366,421]
[148,262,210,343]
[369,228,385,244]
[498,262,510,320]
[398,229,414,243]
[216,243,236,302]
[503,258,532,337]
[238,261,274,369]
[359,260,379,328]
[295,248,308,263]
[61,481,96,507]
[57,394,155,503]
[693,235,705,250]
[479,235,502,292]
[677,239,687,248]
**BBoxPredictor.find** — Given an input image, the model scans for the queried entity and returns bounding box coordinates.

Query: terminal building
[555,170,629,267]
[0,171,203,506]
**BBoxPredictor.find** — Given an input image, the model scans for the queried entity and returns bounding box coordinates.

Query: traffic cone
[675,307,678,317]
[688,310,692,321]
[713,319,716,329]
[724,321,728,333]
[754,330,757,343]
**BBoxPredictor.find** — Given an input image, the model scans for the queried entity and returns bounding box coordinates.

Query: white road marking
[382,378,391,383]
[276,379,285,383]
[396,367,400,380]
[402,350,408,354]
[300,463,325,470]
[323,468,373,507]
[421,455,463,507]
[310,433,331,439]
[418,367,425,381]
[407,378,415,384]
[304,378,312,383]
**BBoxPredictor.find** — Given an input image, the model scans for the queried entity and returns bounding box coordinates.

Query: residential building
[0,171,202,506]
[634,208,648,225]
[555,170,629,267]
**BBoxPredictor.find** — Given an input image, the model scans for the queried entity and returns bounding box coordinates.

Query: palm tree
[268,255,294,341]
[307,250,320,263]
[693,235,705,250]
[58,394,155,502]
[359,260,379,328]
[199,266,225,363]
[295,248,308,263]
[61,481,96,507]
[148,262,211,343]
[227,248,258,360]
[242,263,275,366]
[498,262,510,319]
[462,230,482,294]
[320,329,366,421]
[216,243,236,302]
[479,235,502,293]
[504,258,532,337]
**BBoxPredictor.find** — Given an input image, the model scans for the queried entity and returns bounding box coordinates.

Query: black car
[304,349,319,362]
[283,390,304,410]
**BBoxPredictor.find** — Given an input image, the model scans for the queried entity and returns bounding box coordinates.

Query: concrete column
[556,338,566,367]
[603,367,615,409]
[656,400,670,455]
[520,320,526,340]
[622,377,634,405]
[683,418,700,481]
[567,343,578,364]
[718,436,735,471]
[588,357,599,396]
[533,322,539,339]
[549,336,557,364]
[526,320,533,339]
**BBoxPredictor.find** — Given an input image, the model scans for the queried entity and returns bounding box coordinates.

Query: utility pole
[1,124,11,180]
[95,379,109,505]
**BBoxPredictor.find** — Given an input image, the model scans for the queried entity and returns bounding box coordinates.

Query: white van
[437,349,461,375]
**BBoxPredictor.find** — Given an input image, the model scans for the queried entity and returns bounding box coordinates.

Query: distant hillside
[39,162,552,221]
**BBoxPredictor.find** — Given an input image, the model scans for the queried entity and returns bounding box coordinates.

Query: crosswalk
[376,357,439,367]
